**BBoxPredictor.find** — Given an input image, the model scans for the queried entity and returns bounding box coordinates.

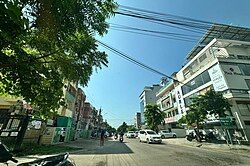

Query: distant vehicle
[135,131,139,137]
[126,131,136,138]
[104,131,109,138]
[138,130,162,144]
[159,130,177,139]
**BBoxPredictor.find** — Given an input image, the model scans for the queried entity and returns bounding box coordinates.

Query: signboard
[219,117,233,127]
[208,64,228,91]
[175,86,186,114]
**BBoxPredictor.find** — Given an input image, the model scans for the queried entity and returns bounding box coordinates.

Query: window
[139,131,145,134]
[238,64,250,76]
[244,121,250,125]
[228,54,236,59]
[237,103,250,116]
[181,70,211,95]
[237,55,250,60]
[199,53,207,62]
[245,79,250,89]
[184,93,197,107]
[175,109,179,115]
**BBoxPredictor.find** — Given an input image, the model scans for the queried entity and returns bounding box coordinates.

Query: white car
[126,131,136,138]
[139,130,162,144]
[159,130,177,139]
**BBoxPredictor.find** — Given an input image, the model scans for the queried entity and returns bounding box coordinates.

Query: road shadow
[70,141,133,155]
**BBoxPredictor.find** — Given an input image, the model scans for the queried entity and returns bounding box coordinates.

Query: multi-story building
[156,79,180,128]
[83,102,93,130]
[74,88,86,139]
[175,24,250,141]
[139,84,162,124]
[134,112,141,129]
[56,81,78,142]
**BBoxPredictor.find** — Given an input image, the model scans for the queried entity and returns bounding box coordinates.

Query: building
[156,79,180,129]
[134,112,141,129]
[74,88,86,139]
[175,24,250,141]
[139,84,162,124]
[83,102,93,130]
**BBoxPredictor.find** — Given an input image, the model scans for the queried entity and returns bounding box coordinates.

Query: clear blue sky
[83,0,250,128]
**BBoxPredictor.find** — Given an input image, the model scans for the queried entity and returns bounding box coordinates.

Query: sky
[83,0,250,128]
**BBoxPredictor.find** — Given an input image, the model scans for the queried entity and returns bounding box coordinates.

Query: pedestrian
[100,129,105,146]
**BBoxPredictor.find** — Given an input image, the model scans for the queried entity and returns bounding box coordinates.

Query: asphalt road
[69,138,250,166]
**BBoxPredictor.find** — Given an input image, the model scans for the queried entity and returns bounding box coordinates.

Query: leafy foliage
[126,125,137,132]
[200,90,231,118]
[178,96,207,128]
[0,0,117,115]
[144,104,165,132]
[178,90,231,127]
[117,122,128,133]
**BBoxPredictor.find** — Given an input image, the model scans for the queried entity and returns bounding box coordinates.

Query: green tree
[126,125,137,132]
[144,104,165,133]
[0,0,117,116]
[117,122,128,133]
[178,95,207,129]
[178,90,231,141]
[201,90,231,118]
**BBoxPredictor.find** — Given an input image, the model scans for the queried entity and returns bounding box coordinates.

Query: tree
[201,90,231,118]
[178,90,231,141]
[0,0,117,116]
[117,122,128,133]
[144,104,165,132]
[127,125,137,132]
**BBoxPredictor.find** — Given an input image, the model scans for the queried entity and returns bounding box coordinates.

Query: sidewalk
[0,138,104,166]
[163,138,250,153]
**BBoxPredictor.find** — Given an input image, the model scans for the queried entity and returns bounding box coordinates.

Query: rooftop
[187,24,250,61]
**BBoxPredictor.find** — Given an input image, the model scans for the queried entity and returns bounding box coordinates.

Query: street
[68,138,250,166]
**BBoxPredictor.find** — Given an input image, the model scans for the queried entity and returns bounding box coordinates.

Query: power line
[97,40,184,85]
[109,27,197,42]
[116,5,250,37]
[109,23,200,42]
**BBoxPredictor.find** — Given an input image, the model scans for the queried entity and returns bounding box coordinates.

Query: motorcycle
[119,136,124,143]
[114,134,118,140]
[0,142,75,166]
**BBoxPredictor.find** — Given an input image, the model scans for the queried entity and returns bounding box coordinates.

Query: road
[69,138,250,166]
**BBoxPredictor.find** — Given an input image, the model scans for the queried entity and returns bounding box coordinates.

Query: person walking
[100,129,105,146]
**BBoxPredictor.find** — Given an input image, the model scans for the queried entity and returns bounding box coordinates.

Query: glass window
[199,53,207,62]
[181,71,211,95]
[147,131,156,135]
[245,79,250,89]
[238,64,250,76]
[202,71,211,83]
[237,104,250,116]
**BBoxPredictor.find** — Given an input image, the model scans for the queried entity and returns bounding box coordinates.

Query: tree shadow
[70,141,133,155]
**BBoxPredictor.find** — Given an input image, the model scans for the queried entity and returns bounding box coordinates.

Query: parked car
[159,130,177,139]
[139,130,162,144]
[126,131,136,138]
[135,131,139,137]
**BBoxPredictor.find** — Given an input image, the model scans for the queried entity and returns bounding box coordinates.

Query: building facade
[175,24,250,141]
[139,84,162,124]
[134,112,141,129]
[156,79,180,128]
[74,88,86,139]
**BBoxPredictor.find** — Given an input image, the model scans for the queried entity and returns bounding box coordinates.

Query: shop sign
[208,64,228,91]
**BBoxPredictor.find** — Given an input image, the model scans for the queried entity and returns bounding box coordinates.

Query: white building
[139,84,162,124]
[175,24,250,141]
[156,79,180,128]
